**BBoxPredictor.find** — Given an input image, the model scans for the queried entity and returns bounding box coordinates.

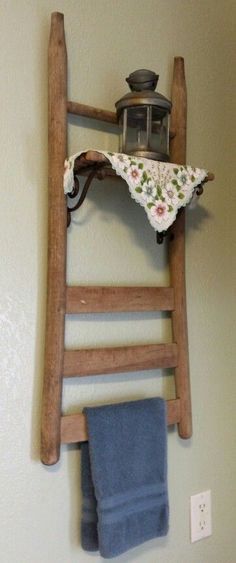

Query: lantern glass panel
[122,106,148,154]
[119,105,170,160]
[149,109,169,158]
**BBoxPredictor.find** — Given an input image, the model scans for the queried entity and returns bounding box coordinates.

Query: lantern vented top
[126,69,159,92]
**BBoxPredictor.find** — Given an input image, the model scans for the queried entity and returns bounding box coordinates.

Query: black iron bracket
[67,166,107,227]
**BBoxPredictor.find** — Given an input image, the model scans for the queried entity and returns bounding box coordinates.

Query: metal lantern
[115,69,171,161]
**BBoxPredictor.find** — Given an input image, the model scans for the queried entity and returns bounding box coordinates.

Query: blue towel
[80,398,169,558]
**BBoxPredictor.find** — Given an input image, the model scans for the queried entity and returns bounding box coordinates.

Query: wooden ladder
[41,12,192,465]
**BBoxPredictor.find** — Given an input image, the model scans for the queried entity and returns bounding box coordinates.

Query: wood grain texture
[41,12,67,465]
[66,286,174,314]
[63,343,178,377]
[169,57,192,438]
[60,399,181,443]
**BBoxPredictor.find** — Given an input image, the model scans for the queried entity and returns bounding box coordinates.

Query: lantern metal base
[124,149,169,162]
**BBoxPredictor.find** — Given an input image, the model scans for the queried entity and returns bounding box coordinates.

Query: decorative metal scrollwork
[67,167,104,227]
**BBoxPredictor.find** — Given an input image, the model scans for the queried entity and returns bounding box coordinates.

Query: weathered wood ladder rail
[41,12,211,465]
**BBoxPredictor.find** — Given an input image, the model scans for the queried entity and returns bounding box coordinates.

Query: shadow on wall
[68,175,212,268]
[68,177,164,269]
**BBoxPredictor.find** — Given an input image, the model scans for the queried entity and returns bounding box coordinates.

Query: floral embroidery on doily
[64,151,208,232]
[103,152,207,231]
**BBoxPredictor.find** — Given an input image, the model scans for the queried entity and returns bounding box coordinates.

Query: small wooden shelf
[72,150,214,181]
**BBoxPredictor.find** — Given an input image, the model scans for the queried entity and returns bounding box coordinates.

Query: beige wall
[1,1,236,562]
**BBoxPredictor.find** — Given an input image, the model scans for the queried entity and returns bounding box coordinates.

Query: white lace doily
[64,151,208,232]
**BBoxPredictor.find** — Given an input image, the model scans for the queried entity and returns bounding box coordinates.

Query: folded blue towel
[80,398,168,558]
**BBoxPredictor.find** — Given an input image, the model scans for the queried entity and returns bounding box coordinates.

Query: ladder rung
[60,399,181,444]
[67,101,118,124]
[63,343,178,377]
[66,286,174,314]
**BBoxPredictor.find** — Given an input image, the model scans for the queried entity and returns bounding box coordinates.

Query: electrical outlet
[190,490,212,542]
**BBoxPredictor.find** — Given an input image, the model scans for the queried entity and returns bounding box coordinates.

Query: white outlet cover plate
[190,490,212,543]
